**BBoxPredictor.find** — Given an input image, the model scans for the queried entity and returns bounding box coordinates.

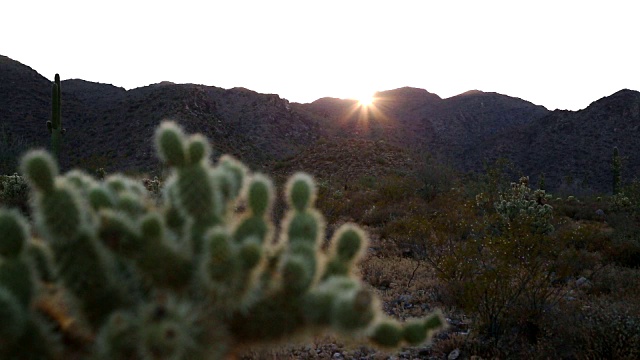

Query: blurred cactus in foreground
[0,121,445,359]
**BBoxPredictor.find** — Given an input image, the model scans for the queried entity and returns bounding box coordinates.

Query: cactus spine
[0,121,446,359]
[46,73,64,161]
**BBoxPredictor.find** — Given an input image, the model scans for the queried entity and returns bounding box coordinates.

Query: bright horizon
[2,1,639,111]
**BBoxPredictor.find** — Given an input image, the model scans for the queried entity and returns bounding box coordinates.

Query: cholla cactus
[611,192,632,211]
[0,121,445,359]
[494,176,554,234]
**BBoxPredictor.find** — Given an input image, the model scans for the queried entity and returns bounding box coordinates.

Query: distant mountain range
[1,54,639,193]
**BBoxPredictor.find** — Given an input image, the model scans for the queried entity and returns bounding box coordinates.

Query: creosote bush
[426,177,568,339]
[0,121,445,359]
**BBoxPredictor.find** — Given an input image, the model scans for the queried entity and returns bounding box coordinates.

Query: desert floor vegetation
[234,157,640,359]
[2,137,640,359]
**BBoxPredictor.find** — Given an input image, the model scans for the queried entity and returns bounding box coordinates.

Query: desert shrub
[605,212,640,268]
[0,173,29,213]
[361,201,408,227]
[0,124,31,174]
[359,256,440,320]
[587,264,640,301]
[610,192,633,212]
[414,152,457,202]
[376,175,417,202]
[0,122,446,359]
[356,175,376,189]
[379,212,432,245]
[553,246,602,280]
[452,231,562,338]
[541,297,640,360]
[421,192,478,278]
[425,177,573,341]
[554,220,612,253]
[608,234,640,268]
[315,185,373,224]
[588,265,640,297]
[552,195,609,221]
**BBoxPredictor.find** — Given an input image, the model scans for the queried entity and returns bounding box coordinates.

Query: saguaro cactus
[0,122,446,359]
[46,73,65,161]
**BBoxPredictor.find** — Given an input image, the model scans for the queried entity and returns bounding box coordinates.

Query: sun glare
[357,93,375,107]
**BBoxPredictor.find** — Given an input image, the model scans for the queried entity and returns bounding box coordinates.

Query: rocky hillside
[269,137,415,184]
[0,55,320,175]
[424,90,549,156]
[463,89,640,193]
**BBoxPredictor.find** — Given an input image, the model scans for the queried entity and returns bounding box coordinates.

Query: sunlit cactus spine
[0,121,446,359]
[46,73,65,161]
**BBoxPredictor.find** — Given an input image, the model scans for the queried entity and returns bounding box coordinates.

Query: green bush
[0,122,445,359]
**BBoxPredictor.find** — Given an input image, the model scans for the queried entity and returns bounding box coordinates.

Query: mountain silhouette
[1,54,638,192]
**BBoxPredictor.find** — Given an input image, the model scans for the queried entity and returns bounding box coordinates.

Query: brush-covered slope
[268,137,414,183]
[464,89,640,193]
[426,90,549,155]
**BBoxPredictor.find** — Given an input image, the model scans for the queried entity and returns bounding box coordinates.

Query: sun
[356,93,376,107]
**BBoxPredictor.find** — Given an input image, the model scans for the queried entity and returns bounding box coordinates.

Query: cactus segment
[187,134,209,164]
[332,224,367,262]
[0,209,28,258]
[370,320,403,347]
[247,174,272,217]
[155,122,188,167]
[286,172,316,212]
[21,150,57,193]
[0,287,27,342]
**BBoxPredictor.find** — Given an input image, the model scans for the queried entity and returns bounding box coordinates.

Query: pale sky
[2,0,639,110]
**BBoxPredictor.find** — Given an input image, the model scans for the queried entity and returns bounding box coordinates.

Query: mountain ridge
[1,54,638,193]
